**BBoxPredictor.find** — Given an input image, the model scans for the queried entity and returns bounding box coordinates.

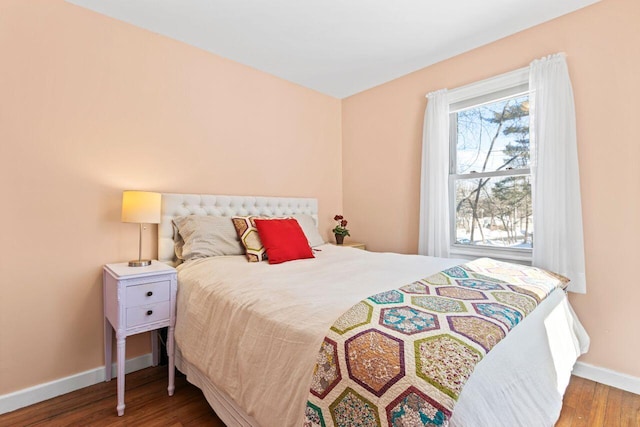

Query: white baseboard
[573,361,640,395]
[0,353,153,415]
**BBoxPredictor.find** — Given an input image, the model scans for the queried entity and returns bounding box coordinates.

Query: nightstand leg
[167,325,175,396]
[116,334,126,416]
[104,320,113,382]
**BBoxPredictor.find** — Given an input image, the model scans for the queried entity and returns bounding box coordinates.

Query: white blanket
[174,245,588,426]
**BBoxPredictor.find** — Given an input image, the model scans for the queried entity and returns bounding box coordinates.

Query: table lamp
[121,190,161,267]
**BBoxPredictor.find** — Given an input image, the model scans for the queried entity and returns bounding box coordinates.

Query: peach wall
[0,1,341,395]
[342,0,640,377]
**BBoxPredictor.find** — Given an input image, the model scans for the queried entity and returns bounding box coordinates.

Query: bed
[158,193,589,427]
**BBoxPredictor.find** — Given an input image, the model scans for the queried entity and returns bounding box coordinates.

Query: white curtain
[418,89,450,257]
[530,53,586,293]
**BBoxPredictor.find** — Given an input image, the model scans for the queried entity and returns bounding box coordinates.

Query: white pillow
[293,214,325,247]
[173,216,244,260]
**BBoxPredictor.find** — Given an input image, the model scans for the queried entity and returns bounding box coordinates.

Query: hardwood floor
[1,367,638,426]
[556,376,640,427]
[0,367,224,427]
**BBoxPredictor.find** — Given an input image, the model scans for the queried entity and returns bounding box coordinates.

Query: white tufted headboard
[158,193,319,266]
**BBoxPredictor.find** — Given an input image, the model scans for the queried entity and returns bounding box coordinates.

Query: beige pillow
[172,216,244,261]
[232,216,269,262]
[293,214,325,247]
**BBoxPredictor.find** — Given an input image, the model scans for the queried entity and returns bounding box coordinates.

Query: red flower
[332,214,351,237]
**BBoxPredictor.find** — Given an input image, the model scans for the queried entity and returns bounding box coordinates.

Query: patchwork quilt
[303,258,568,427]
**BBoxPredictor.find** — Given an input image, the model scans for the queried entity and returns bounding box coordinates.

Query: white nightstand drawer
[126,301,171,328]
[126,280,170,307]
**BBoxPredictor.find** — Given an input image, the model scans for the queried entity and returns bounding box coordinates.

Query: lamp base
[128,259,152,267]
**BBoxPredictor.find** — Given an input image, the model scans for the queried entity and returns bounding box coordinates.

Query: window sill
[450,246,532,265]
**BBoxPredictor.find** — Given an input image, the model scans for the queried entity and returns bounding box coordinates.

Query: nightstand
[103,261,177,416]
[334,242,366,250]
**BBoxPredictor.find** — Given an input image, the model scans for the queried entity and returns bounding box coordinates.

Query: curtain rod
[426,52,566,99]
[425,66,529,99]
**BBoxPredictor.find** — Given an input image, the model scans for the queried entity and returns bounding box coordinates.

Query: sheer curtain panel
[419,89,450,257]
[529,53,586,293]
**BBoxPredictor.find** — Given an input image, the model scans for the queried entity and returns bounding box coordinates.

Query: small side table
[334,242,366,250]
[103,261,177,416]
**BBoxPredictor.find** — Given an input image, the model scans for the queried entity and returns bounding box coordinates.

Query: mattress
[174,244,589,426]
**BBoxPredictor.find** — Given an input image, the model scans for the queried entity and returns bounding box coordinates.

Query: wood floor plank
[563,376,585,411]
[573,376,597,427]
[184,414,223,427]
[556,405,575,427]
[1,367,637,427]
[620,389,640,427]
[603,385,623,427]
[587,382,610,426]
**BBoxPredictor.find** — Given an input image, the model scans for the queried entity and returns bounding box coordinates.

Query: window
[448,70,531,259]
[422,56,583,286]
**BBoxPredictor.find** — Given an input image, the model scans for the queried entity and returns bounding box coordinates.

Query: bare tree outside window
[451,94,532,249]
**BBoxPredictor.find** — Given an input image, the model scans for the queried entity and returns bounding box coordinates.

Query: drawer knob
[146,310,153,316]
[146,291,153,297]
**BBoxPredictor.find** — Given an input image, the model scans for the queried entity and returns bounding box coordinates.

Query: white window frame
[447,68,532,262]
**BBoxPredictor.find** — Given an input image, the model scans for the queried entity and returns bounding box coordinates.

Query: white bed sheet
[174,245,589,427]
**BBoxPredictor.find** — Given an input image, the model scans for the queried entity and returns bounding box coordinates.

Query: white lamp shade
[121,191,161,224]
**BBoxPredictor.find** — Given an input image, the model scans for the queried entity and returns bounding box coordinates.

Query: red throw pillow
[254,218,314,264]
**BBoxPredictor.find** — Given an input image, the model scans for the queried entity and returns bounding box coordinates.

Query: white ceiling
[66,0,599,98]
